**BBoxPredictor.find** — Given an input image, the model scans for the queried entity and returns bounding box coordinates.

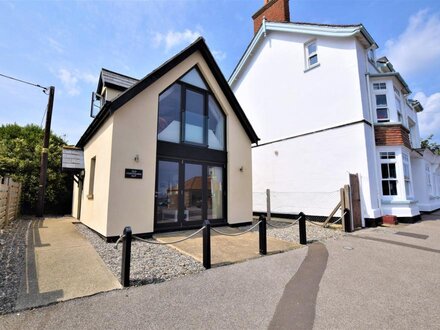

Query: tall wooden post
[36,86,55,217]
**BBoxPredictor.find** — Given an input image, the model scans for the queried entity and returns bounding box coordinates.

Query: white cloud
[56,69,97,96]
[414,91,440,139]
[152,29,201,52]
[384,10,440,75]
[212,50,227,61]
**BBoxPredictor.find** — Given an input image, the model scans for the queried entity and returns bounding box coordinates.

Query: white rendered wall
[233,32,367,144]
[233,32,381,221]
[252,123,379,219]
[412,155,440,212]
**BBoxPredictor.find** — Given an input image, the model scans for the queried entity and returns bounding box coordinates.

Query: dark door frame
[154,156,227,232]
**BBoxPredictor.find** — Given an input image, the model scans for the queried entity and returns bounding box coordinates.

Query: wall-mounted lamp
[239,166,244,172]
[274,150,279,156]
[134,154,139,162]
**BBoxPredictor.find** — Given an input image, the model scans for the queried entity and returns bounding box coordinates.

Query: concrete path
[14,217,121,311]
[155,227,299,266]
[2,214,440,329]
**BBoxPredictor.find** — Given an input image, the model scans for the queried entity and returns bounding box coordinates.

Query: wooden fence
[0,177,22,229]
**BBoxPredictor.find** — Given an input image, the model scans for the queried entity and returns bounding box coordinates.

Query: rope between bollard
[266,217,301,229]
[132,226,206,245]
[211,221,262,237]
[306,219,325,227]
[323,212,347,228]
[114,234,125,249]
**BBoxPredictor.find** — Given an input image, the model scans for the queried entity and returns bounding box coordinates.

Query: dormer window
[305,40,319,70]
[157,67,225,151]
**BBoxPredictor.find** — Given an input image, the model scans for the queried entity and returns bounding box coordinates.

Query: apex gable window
[157,67,225,150]
[304,40,318,70]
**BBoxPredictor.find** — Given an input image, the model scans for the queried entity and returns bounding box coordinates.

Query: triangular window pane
[180,68,208,90]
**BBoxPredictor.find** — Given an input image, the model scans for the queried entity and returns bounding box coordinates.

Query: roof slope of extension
[97,68,139,93]
[77,37,259,148]
[229,20,378,86]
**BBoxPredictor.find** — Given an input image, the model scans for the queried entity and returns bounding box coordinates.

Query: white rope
[211,221,262,237]
[132,226,206,245]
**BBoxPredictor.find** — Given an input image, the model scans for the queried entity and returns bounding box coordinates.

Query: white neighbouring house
[230,0,440,226]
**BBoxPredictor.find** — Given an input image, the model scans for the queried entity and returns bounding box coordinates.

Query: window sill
[381,198,418,205]
[87,194,94,200]
[304,63,320,73]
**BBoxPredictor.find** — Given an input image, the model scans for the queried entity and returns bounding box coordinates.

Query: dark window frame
[157,65,226,151]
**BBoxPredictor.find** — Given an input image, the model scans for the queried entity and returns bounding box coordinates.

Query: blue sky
[0,0,439,144]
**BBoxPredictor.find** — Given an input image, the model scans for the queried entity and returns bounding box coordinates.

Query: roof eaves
[76,101,112,148]
[229,26,265,86]
[78,37,259,147]
[369,72,411,94]
[230,21,377,87]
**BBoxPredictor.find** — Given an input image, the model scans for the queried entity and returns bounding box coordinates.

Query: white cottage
[72,38,259,239]
[230,0,440,226]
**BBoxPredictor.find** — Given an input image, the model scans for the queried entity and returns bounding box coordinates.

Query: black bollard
[343,208,352,233]
[299,212,307,245]
[203,220,211,269]
[121,226,132,287]
[259,215,267,255]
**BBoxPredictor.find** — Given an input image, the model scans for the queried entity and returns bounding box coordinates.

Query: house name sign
[125,168,143,179]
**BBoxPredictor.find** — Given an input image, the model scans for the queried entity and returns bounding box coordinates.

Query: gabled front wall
[105,51,253,237]
[232,32,381,222]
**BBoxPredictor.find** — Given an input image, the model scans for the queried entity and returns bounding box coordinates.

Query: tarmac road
[1,216,440,330]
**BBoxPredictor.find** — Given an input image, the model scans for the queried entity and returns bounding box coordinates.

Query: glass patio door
[155,159,225,231]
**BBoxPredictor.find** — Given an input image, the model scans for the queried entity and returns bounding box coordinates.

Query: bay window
[380,152,397,196]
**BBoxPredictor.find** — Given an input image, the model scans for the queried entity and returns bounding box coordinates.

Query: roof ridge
[271,20,363,28]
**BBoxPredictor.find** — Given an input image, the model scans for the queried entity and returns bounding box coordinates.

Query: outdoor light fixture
[134,154,139,162]
[239,166,244,172]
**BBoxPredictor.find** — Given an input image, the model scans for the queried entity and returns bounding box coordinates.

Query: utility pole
[36,86,55,217]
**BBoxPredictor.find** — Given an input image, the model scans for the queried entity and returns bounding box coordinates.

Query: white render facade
[230,17,440,224]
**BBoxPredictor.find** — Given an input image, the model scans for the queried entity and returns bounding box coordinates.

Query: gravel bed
[241,217,343,243]
[75,224,205,286]
[0,218,32,315]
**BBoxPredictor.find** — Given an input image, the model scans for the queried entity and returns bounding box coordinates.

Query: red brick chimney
[252,0,290,34]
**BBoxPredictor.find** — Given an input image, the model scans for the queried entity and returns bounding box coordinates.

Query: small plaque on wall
[125,169,143,179]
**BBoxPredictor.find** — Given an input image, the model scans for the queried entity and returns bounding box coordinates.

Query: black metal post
[121,226,132,287]
[299,212,307,245]
[259,215,267,255]
[343,208,352,233]
[203,220,211,269]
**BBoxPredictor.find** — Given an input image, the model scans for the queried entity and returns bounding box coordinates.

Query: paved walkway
[155,227,299,266]
[1,214,440,329]
[14,217,121,311]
